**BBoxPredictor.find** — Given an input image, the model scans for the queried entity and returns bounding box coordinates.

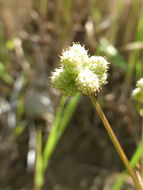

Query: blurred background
[0,0,143,189]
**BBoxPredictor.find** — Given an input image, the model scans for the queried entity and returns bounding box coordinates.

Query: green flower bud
[51,66,78,96]
[51,43,110,96]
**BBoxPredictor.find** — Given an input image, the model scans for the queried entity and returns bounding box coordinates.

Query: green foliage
[97,38,127,71]
[92,5,101,23]
[1,0,143,189]
[0,62,13,84]
[126,2,143,82]
[35,130,43,190]
[40,0,48,17]
[6,39,15,50]
[14,121,27,136]
[34,93,80,190]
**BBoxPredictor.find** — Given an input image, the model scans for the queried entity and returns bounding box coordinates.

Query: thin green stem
[34,129,43,190]
[89,95,142,190]
[42,96,67,174]
[141,117,143,185]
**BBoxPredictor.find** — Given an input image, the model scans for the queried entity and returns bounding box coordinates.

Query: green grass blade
[55,93,81,141]
[34,129,43,190]
[42,93,80,171]
[125,3,143,82]
[42,95,67,170]
[40,0,48,19]
[135,5,143,41]
[0,62,13,84]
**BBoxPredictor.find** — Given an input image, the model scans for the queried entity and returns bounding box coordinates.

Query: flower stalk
[50,43,142,189]
[89,95,142,190]
[141,117,143,186]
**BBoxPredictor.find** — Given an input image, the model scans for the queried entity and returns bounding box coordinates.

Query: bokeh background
[0,0,143,189]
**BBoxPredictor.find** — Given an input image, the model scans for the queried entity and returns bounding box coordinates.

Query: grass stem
[89,95,142,190]
[112,142,142,190]
[141,117,143,186]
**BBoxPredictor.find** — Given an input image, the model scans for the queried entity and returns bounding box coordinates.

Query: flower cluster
[132,78,143,103]
[132,78,143,117]
[51,43,110,96]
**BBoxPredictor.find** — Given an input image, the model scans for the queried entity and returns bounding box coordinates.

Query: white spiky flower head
[76,67,100,95]
[60,43,89,74]
[51,43,110,96]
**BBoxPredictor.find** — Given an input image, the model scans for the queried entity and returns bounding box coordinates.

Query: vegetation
[0,0,143,189]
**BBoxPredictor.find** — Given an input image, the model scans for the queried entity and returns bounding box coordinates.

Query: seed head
[51,43,110,96]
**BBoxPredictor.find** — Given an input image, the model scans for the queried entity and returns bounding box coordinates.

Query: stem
[112,142,142,190]
[34,129,43,190]
[89,95,142,190]
[141,117,143,185]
